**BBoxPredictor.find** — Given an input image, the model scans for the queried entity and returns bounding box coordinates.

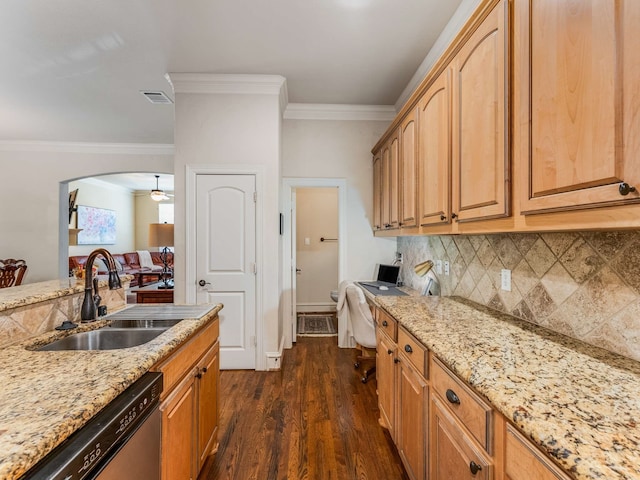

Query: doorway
[281,178,347,349]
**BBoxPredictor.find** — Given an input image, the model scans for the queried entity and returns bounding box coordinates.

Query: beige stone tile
[0,317,29,347]
[583,322,635,362]
[476,238,497,268]
[511,300,535,324]
[468,287,485,306]
[487,256,505,289]
[610,236,640,294]
[476,273,496,304]
[524,237,557,278]
[544,309,578,336]
[582,230,639,261]
[512,259,539,297]
[443,236,460,263]
[498,285,523,312]
[580,266,636,318]
[509,233,539,256]
[455,236,476,264]
[559,238,604,284]
[468,255,486,283]
[597,300,640,362]
[488,234,522,270]
[468,235,485,253]
[524,283,557,320]
[11,302,55,334]
[540,262,579,306]
[454,270,476,298]
[540,232,579,258]
[487,293,506,313]
[430,236,447,260]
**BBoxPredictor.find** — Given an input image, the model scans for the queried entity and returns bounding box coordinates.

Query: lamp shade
[414,260,434,277]
[148,223,174,247]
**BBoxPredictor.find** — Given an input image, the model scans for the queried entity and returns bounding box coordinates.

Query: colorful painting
[77,206,117,245]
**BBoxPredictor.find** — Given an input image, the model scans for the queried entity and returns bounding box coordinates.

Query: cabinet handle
[619,182,637,196]
[440,214,446,221]
[469,461,482,475]
[404,344,413,354]
[445,388,460,405]
[387,349,393,355]
[382,320,388,327]
[451,213,458,220]
[394,358,400,364]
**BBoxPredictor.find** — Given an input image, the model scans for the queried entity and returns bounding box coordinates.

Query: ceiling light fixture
[150,175,170,201]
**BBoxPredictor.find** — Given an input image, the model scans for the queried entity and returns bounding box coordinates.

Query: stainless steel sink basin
[37,328,167,351]
[109,319,183,329]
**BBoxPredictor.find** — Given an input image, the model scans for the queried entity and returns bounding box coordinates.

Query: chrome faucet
[80,248,122,321]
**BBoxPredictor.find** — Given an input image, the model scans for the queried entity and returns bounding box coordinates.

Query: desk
[135,284,174,303]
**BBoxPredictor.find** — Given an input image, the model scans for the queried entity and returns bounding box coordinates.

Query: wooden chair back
[0,258,27,288]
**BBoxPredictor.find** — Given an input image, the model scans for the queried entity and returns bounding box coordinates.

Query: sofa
[69,251,174,287]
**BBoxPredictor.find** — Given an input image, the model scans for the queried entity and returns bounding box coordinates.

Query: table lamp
[148,223,174,289]
[414,260,436,296]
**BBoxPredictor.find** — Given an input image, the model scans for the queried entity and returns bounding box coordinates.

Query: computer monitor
[377,264,400,285]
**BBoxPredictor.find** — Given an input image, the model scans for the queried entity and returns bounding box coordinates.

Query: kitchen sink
[37,328,167,351]
[108,319,183,329]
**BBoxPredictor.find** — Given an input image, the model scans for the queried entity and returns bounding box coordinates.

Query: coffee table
[135,283,174,303]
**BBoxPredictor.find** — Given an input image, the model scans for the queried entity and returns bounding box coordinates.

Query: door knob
[198,279,211,287]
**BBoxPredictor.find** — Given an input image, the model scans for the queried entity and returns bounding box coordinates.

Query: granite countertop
[374,294,640,480]
[0,303,223,480]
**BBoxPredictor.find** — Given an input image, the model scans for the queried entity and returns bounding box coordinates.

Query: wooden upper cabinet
[418,69,451,227]
[517,0,640,214]
[389,131,400,229]
[400,108,419,228]
[452,0,510,223]
[381,143,391,229]
[372,151,383,231]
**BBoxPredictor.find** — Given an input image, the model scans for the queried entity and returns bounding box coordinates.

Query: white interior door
[196,174,256,370]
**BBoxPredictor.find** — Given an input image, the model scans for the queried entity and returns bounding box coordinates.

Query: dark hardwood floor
[199,336,408,480]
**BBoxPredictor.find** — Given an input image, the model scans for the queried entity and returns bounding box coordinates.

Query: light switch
[304,237,311,246]
[501,269,511,291]
[444,261,450,276]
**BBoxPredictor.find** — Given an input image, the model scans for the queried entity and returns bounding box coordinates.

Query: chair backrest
[345,284,376,348]
[0,258,27,288]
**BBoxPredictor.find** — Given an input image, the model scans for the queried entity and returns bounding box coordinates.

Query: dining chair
[0,258,28,288]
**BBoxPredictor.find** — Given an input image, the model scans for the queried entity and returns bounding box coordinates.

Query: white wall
[282,119,397,281]
[296,187,338,310]
[172,81,284,367]
[0,146,173,283]
[68,178,135,256]
[134,194,174,251]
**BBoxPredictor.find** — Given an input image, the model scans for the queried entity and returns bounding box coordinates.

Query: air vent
[140,91,174,104]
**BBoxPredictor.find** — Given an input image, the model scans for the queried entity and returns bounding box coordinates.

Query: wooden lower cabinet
[376,329,397,438]
[153,317,220,480]
[397,353,428,480]
[430,396,492,480]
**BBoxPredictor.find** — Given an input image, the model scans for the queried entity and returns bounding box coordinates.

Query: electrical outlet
[436,260,443,275]
[444,261,450,276]
[501,269,511,291]
[395,252,403,264]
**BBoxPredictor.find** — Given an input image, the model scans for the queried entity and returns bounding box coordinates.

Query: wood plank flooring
[198,336,408,480]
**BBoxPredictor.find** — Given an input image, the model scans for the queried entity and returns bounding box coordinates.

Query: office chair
[345,284,376,383]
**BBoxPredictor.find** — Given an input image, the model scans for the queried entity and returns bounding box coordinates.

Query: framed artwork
[68,189,79,224]
[77,205,117,245]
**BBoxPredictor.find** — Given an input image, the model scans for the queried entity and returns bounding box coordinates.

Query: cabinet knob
[469,461,482,475]
[451,213,458,220]
[202,367,208,373]
[619,182,637,196]
[196,372,202,379]
[404,344,413,354]
[446,388,461,405]
[440,214,446,221]
[394,358,400,364]
[382,320,388,327]
[387,349,393,355]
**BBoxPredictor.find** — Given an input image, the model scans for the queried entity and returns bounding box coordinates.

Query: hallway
[199,337,408,480]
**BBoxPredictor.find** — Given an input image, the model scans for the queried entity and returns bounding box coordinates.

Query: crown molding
[283,103,396,121]
[0,141,175,155]
[168,73,287,96]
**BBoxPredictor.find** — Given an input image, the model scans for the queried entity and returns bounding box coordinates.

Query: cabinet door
[504,423,570,480]
[452,0,510,223]
[161,373,197,480]
[397,355,428,480]
[381,143,391,229]
[418,69,451,227]
[376,330,397,438]
[373,152,383,231]
[430,396,491,480]
[197,341,220,470]
[389,131,400,229]
[400,108,419,228]
[517,0,640,214]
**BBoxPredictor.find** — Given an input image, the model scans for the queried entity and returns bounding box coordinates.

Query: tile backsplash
[398,231,640,362]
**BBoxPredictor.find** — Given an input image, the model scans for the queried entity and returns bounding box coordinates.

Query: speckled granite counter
[0,303,222,480]
[374,295,640,480]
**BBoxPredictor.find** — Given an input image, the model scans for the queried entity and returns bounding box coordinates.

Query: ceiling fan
[150,175,173,201]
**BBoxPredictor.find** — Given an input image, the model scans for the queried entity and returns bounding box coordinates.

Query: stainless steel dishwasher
[22,372,163,480]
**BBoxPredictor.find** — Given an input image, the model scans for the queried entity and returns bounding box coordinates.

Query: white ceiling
[1,0,463,145]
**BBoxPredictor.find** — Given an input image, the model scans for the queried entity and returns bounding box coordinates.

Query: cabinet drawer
[376,308,397,341]
[153,317,220,398]
[505,423,571,480]
[431,355,492,452]
[398,327,427,378]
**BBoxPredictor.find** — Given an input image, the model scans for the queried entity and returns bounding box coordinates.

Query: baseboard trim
[265,336,286,371]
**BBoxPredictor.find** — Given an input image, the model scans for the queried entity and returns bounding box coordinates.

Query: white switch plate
[501,269,511,291]
[436,260,443,275]
[304,237,311,246]
[444,261,450,276]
